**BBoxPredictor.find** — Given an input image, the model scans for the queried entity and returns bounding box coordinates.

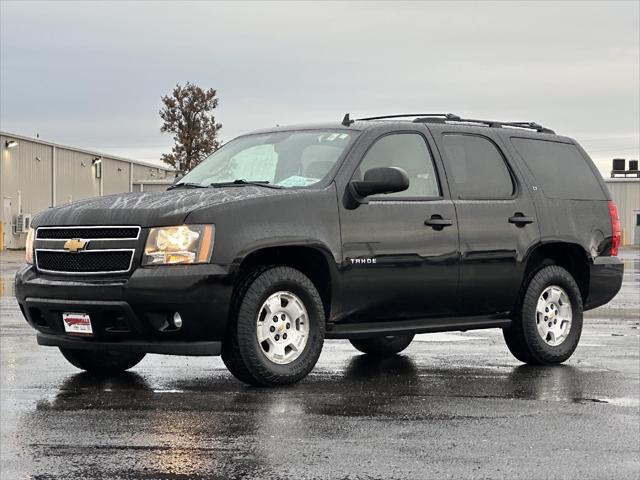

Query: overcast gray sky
[1,0,638,174]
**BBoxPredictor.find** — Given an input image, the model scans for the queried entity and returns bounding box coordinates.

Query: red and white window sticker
[62,313,93,335]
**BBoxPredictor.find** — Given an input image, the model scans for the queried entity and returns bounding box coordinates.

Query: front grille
[37,226,140,240]
[36,250,134,274]
[34,225,141,275]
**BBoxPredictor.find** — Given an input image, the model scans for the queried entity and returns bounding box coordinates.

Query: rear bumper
[584,256,624,311]
[15,263,235,355]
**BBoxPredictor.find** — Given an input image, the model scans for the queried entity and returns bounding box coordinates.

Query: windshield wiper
[209,179,283,189]
[167,182,208,190]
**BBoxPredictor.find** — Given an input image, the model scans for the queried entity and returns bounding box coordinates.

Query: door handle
[508,213,535,226]
[425,215,453,230]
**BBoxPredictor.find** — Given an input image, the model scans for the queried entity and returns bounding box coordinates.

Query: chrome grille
[34,225,141,275]
[36,226,140,240]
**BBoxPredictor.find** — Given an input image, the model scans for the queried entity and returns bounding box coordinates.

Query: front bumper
[584,256,624,311]
[36,332,221,355]
[15,263,235,355]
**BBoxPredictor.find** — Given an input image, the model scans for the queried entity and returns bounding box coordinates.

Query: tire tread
[222,266,325,386]
[59,348,145,373]
[503,265,583,365]
[349,335,414,356]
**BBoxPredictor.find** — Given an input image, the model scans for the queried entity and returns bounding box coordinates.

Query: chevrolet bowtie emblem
[63,238,88,253]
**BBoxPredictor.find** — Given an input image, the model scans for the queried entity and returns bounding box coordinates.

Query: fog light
[172,312,183,329]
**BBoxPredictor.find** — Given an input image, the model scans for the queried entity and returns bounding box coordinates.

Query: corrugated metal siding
[102,158,131,195]
[55,147,100,203]
[604,180,640,245]
[133,182,172,193]
[1,134,54,247]
[1,134,53,211]
[133,163,161,182]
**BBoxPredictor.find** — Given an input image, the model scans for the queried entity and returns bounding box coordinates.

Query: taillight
[608,200,621,256]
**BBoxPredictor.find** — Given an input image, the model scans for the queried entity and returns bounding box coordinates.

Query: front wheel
[349,334,414,356]
[222,266,325,386]
[503,265,583,365]
[59,348,146,374]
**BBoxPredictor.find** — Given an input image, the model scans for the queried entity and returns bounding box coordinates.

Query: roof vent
[611,158,626,178]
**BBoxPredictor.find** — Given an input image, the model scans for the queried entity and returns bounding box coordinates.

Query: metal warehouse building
[605,178,640,246]
[1,131,174,250]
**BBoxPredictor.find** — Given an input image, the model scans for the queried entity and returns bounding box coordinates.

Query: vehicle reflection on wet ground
[1,249,638,479]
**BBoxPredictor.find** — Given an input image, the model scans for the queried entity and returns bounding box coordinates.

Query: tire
[221,266,325,386]
[503,265,583,365]
[349,334,414,356]
[59,348,146,374]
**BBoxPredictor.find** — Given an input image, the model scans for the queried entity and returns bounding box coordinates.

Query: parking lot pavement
[1,249,639,480]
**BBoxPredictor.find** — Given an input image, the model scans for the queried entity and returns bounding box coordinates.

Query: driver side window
[354,133,441,198]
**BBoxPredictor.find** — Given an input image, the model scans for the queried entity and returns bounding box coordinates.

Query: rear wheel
[349,334,414,356]
[59,348,145,374]
[503,265,583,364]
[222,266,325,386]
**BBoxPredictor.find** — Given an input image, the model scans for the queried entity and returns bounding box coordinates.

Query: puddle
[576,398,609,404]
[600,397,640,408]
[576,397,640,407]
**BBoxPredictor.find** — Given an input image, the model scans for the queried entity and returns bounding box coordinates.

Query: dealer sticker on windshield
[62,313,93,335]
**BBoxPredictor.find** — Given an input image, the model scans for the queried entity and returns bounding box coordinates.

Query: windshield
[179,130,357,188]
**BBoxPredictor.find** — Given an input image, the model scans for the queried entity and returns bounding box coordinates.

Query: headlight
[143,225,214,266]
[25,228,35,264]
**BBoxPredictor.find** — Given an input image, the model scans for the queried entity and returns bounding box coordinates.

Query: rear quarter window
[510,137,606,200]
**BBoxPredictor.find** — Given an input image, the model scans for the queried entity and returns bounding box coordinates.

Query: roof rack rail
[351,113,555,134]
[414,116,555,134]
[356,113,461,122]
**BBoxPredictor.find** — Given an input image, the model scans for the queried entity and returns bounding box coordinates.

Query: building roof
[0,130,173,171]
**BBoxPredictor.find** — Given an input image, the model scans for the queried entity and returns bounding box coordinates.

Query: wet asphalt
[1,249,638,480]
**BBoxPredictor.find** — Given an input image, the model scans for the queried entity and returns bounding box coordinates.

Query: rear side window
[510,138,606,200]
[441,134,514,199]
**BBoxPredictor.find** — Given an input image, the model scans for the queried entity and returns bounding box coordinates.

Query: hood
[33,187,287,227]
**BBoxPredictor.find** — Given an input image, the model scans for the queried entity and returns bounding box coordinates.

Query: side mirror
[351,167,409,197]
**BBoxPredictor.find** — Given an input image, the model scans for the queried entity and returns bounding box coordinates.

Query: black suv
[15,113,624,386]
